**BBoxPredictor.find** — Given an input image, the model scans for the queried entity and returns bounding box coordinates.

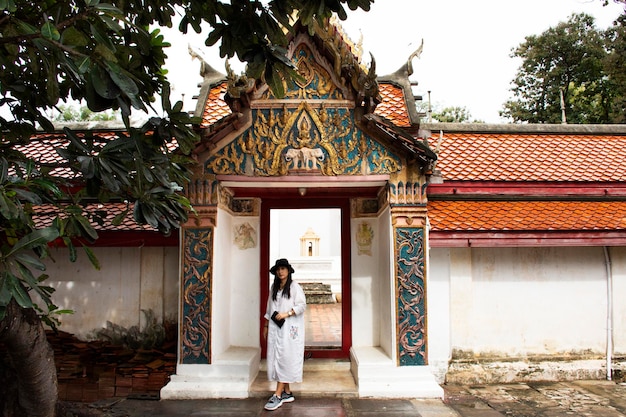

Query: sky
[162,0,625,123]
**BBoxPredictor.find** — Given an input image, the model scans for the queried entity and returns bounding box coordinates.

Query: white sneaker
[264,394,283,411]
[281,390,295,403]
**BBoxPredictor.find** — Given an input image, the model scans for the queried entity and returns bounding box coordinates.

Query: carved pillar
[391,203,429,366]
[388,154,431,366]
[179,173,220,364]
[180,207,216,364]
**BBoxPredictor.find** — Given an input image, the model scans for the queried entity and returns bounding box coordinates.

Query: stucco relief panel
[181,228,213,364]
[394,226,427,366]
[234,222,257,250]
[205,102,401,177]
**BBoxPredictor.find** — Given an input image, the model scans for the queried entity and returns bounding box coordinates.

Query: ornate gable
[201,24,404,179]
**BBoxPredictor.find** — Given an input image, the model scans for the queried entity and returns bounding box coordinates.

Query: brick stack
[48,330,176,402]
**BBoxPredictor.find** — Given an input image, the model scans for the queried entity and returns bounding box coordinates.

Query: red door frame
[259,196,352,359]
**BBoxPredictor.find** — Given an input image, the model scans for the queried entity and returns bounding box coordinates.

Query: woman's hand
[263,325,268,340]
[277,310,294,320]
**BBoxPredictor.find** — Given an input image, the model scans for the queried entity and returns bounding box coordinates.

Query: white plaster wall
[230,216,261,347]
[439,246,615,357]
[211,207,233,358]
[608,246,626,354]
[211,208,261,353]
[350,216,380,347]
[377,207,394,357]
[427,247,452,381]
[43,246,178,339]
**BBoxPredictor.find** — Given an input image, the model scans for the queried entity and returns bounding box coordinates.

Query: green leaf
[77,155,96,178]
[7,226,60,257]
[14,252,46,272]
[13,188,42,204]
[16,262,43,292]
[83,246,100,270]
[91,64,121,99]
[112,209,128,226]
[106,63,139,96]
[161,82,171,112]
[0,272,12,305]
[94,3,122,13]
[63,127,90,153]
[7,274,33,309]
[31,178,63,198]
[41,22,61,41]
[265,63,285,98]
[62,26,89,47]
[74,214,99,241]
[0,193,17,219]
[0,157,8,183]
[76,56,91,74]
[63,237,77,262]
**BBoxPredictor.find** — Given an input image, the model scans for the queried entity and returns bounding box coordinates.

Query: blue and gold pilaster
[391,205,428,366]
[180,208,216,364]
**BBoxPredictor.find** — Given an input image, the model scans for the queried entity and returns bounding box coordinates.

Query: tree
[52,104,119,122]
[604,14,626,122]
[501,13,609,123]
[0,1,373,416]
[416,101,483,123]
[432,106,482,123]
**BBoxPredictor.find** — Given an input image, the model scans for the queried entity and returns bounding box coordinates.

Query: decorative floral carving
[205,102,401,177]
[181,228,213,363]
[394,226,426,366]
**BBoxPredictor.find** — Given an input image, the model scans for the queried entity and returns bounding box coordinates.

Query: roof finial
[406,39,424,77]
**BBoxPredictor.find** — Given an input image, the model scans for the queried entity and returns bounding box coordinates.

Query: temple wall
[377,206,394,357]
[212,207,261,356]
[427,243,452,381]
[350,206,394,355]
[42,246,179,340]
[430,245,626,383]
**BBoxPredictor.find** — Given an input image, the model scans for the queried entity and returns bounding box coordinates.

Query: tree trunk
[0,299,58,417]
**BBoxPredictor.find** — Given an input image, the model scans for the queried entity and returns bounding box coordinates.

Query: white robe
[264,281,307,383]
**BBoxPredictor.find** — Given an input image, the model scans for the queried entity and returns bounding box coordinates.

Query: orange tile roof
[19,132,117,178]
[429,132,626,182]
[34,202,158,232]
[200,82,231,127]
[199,81,412,128]
[427,200,626,232]
[375,83,411,127]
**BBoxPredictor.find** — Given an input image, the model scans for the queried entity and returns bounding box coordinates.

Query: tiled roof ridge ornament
[406,39,424,77]
[225,60,256,99]
[329,14,363,66]
[378,40,425,126]
[188,44,225,84]
[343,52,380,113]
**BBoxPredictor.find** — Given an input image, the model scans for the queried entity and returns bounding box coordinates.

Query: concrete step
[252,359,357,398]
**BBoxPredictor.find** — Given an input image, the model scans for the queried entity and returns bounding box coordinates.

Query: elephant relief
[284,147,325,170]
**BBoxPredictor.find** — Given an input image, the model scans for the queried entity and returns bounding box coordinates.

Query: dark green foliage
[501,12,624,123]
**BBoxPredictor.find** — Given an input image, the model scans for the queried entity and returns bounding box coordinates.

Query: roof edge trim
[421,122,626,135]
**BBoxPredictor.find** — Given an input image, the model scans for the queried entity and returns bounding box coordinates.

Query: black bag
[271,311,285,328]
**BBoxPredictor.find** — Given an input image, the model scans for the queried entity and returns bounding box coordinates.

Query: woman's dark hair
[271,273,292,301]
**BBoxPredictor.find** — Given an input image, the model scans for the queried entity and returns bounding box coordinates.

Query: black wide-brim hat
[270,258,294,275]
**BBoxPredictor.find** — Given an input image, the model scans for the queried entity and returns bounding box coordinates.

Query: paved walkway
[86,379,626,416]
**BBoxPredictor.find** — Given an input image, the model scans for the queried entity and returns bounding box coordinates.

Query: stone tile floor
[77,380,626,417]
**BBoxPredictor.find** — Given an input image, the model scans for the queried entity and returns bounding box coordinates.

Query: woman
[263,258,307,411]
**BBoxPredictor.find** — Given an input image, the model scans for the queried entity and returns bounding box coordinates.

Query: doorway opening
[260,197,351,359]
[270,208,342,349]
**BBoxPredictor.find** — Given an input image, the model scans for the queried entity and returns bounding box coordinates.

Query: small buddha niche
[300,227,320,257]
